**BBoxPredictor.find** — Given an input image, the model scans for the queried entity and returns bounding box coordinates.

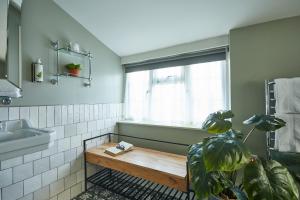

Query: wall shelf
[54,72,91,80]
[50,41,92,87]
[56,47,93,58]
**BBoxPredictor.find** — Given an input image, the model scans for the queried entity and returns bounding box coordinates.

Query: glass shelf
[51,41,92,58]
[56,47,92,58]
[50,41,92,87]
[53,72,91,80]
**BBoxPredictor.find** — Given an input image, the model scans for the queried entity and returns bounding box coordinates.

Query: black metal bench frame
[83,133,195,200]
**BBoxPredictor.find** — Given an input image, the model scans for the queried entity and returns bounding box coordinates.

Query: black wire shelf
[87,168,196,200]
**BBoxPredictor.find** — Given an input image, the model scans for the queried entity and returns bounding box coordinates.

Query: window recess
[124,47,230,126]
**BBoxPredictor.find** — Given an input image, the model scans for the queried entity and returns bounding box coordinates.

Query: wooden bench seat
[85,143,188,192]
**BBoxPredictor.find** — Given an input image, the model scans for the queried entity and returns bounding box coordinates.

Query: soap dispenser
[32,58,44,82]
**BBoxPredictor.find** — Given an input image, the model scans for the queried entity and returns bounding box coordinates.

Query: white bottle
[35,58,43,82]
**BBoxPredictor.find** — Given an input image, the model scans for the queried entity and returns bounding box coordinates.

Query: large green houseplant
[188,110,299,200]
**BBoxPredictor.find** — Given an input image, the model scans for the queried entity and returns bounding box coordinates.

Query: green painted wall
[230,15,300,157]
[13,0,123,106]
[121,35,228,64]
[118,123,211,155]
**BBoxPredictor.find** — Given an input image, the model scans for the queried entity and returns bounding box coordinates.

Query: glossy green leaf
[244,158,299,200]
[243,115,286,131]
[202,110,234,134]
[203,135,252,172]
[224,129,244,140]
[188,143,232,199]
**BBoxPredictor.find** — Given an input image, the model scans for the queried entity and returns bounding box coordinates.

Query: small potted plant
[65,63,81,77]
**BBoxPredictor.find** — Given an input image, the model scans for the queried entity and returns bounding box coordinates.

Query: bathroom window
[124,48,230,126]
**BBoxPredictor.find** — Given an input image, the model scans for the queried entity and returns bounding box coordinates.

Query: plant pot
[68,68,80,77]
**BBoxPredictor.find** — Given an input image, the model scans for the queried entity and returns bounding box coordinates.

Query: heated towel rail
[265,79,300,182]
[265,80,276,158]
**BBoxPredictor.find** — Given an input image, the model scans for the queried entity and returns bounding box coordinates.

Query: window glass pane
[124,71,149,121]
[152,66,183,84]
[150,81,186,124]
[189,60,227,124]
[150,66,186,124]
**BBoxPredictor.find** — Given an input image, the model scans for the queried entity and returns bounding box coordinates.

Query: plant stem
[243,127,256,143]
[231,171,238,185]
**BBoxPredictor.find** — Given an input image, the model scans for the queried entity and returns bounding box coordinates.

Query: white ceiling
[54,0,300,56]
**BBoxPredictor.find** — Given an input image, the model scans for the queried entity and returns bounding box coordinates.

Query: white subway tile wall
[0,103,123,200]
[0,107,9,121]
[46,106,55,128]
[19,107,29,120]
[29,107,38,128]
[38,106,47,129]
[9,107,20,121]
[54,106,62,126]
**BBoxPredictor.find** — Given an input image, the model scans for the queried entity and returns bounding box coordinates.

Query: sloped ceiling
[54,0,300,56]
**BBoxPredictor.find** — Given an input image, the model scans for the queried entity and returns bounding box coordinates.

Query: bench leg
[109,169,112,177]
[186,162,190,200]
[84,142,87,191]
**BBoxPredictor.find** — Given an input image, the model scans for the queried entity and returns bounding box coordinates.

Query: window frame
[123,48,231,127]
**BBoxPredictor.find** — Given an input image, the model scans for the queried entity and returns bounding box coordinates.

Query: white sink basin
[0,120,56,160]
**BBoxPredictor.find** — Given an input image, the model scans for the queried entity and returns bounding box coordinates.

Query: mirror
[0,0,22,91]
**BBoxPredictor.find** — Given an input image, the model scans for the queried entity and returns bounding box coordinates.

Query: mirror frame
[0,0,22,89]
[0,0,8,70]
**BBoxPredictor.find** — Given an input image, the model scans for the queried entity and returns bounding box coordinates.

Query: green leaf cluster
[188,131,252,199]
[188,143,233,199]
[243,115,286,131]
[202,110,234,133]
[244,158,299,200]
[188,110,299,200]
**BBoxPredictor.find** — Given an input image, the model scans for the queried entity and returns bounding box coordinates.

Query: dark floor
[73,186,128,200]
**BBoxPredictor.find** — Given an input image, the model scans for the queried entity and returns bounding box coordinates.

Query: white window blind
[124,49,230,126]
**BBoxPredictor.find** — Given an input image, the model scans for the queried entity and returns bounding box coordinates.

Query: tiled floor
[72,186,127,200]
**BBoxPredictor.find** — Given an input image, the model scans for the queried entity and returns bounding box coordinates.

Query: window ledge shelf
[117,120,204,131]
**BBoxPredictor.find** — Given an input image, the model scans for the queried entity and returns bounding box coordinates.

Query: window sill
[117,120,204,131]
